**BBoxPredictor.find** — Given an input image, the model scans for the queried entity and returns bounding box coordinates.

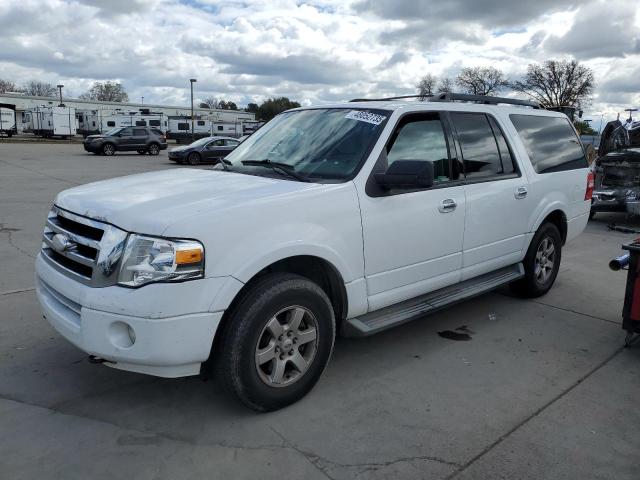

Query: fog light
[108,321,136,349]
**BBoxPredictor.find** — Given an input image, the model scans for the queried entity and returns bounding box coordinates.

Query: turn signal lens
[176,247,203,265]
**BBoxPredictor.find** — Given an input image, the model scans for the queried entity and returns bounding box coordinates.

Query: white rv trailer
[0,107,17,137]
[166,118,246,143]
[77,109,168,136]
[29,106,77,137]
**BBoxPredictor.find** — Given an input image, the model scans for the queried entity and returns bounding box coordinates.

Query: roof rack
[429,92,540,108]
[349,95,427,102]
[349,92,540,109]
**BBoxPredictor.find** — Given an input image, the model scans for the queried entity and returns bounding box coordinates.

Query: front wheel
[102,143,115,156]
[510,222,562,298]
[187,152,201,165]
[214,273,335,411]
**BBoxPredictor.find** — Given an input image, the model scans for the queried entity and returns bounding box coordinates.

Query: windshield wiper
[241,159,311,182]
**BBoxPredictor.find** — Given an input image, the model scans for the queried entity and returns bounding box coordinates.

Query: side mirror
[374,160,434,190]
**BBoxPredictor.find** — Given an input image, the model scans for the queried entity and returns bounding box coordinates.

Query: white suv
[36,93,593,411]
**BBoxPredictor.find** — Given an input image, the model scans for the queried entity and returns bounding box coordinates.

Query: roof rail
[349,95,428,102]
[429,92,540,109]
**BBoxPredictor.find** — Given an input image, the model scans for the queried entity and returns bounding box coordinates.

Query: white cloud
[0,0,638,124]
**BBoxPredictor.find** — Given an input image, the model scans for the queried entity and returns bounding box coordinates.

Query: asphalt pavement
[0,142,638,480]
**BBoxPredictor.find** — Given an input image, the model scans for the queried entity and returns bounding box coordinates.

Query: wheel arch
[207,255,348,367]
[533,208,568,245]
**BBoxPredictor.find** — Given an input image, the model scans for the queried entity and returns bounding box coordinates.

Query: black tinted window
[451,113,503,179]
[120,127,133,136]
[149,120,160,126]
[510,114,587,174]
[107,121,115,127]
[133,128,146,136]
[217,126,224,131]
[178,123,189,131]
[135,120,146,126]
[197,120,205,126]
[488,116,515,174]
[386,113,450,183]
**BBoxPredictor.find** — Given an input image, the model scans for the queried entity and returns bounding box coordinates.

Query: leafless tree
[416,74,437,99]
[79,81,129,102]
[455,67,507,96]
[201,97,218,109]
[0,79,17,93]
[437,77,455,93]
[511,59,595,108]
[21,80,57,97]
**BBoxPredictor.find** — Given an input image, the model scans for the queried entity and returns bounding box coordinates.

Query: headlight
[117,234,204,287]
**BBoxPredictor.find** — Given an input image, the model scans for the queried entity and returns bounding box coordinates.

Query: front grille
[41,206,128,287]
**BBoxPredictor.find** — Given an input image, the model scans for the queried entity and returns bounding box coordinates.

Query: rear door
[358,111,466,311]
[449,112,531,280]
[132,128,148,149]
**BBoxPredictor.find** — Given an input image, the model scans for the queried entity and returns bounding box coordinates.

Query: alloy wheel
[254,306,318,387]
[534,236,556,284]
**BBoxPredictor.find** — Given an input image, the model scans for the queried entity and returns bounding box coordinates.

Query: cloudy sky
[1,0,638,125]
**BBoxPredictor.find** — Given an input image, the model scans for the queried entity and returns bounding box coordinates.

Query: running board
[342,264,524,337]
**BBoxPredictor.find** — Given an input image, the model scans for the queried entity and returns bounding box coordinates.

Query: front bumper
[83,142,101,152]
[168,150,187,159]
[35,253,227,378]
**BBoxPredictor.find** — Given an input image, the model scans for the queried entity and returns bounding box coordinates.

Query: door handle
[438,198,457,213]
[515,186,528,199]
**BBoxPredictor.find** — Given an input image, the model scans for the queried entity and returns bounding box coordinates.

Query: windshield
[104,127,123,136]
[224,108,389,181]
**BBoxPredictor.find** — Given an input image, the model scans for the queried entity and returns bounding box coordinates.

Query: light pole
[141,96,144,105]
[189,78,197,142]
[57,84,64,106]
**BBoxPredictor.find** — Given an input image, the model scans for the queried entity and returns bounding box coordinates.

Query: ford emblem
[51,233,76,253]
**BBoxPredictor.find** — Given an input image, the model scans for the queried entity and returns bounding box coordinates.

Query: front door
[203,138,226,161]
[358,112,466,311]
[449,112,532,280]
[117,127,135,150]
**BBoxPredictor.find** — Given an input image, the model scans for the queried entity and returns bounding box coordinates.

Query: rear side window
[510,115,587,174]
[133,128,146,136]
[151,129,163,136]
[451,113,514,179]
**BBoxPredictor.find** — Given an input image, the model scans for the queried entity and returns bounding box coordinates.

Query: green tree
[217,100,238,110]
[80,81,129,102]
[246,103,259,114]
[574,120,597,135]
[511,59,595,108]
[256,97,301,121]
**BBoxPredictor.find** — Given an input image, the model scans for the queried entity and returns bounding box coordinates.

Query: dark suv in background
[84,127,167,156]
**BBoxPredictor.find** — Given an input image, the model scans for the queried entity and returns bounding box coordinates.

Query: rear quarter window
[510,114,587,174]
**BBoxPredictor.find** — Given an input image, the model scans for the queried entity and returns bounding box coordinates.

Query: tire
[510,222,562,298]
[187,152,201,165]
[214,273,335,412]
[148,143,160,156]
[137,149,147,155]
[102,143,115,156]
[589,210,596,220]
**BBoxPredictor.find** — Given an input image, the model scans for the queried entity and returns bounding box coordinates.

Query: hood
[54,169,321,235]
[170,145,190,152]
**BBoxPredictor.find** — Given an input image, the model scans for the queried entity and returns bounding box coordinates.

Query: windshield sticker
[345,110,387,125]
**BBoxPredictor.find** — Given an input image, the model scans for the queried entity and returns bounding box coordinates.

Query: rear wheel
[215,273,335,411]
[102,143,115,156]
[148,143,160,156]
[187,152,201,165]
[510,222,562,298]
